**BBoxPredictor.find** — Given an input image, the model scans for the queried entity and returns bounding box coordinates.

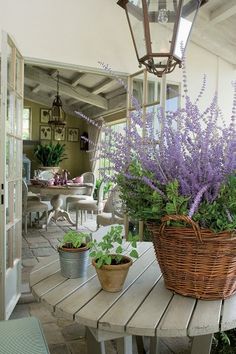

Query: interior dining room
[0,1,236,354]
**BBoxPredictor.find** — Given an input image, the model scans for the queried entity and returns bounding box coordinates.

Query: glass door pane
[0,31,24,319]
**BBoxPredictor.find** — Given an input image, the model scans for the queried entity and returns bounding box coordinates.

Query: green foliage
[34,142,67,167]
[117,160,236,233]
[165,179,189,216]
[212,330,236,354]
[117,161,165,222]
[117,161,189,224]
[194,176,236,233]
[88,225,139,268]
[58,230,90,249]
[93,179,113,200]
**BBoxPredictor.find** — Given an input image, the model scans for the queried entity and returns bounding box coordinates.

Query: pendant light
[117,0,207,77]
[48,70,66,131]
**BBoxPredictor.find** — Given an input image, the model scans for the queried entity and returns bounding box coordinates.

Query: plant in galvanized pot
[88,225,139,292]
[76,62,236,300]
[58,230,90,278]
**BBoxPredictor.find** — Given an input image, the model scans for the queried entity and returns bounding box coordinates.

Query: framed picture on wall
[40,125,52,140]
[54,127,66,141]
[67,127,79,142]
[40,108,51,123]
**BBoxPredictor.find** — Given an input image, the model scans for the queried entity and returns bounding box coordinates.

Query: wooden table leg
[116,336,133,354]
[191,334,213,354]
[135,336,146,354]
[86,327,106,354]
[47,194,75,226]
[149,337,161,354]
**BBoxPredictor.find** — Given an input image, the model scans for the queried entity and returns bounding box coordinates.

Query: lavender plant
[76,63,236,233]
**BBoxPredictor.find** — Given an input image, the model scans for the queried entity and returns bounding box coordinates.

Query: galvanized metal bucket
[58,246,89,278]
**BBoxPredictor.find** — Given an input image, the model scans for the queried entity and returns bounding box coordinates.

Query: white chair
[73,181,105,229]
[66,172,96,211]
[97,185,124,228]
[22,180,48,234]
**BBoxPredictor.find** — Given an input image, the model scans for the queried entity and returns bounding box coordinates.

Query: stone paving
[10,215,191,354]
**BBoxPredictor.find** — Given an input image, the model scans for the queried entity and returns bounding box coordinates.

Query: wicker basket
[147,215,236,300]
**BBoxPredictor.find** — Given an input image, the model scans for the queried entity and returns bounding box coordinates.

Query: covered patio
[0,0,236,353]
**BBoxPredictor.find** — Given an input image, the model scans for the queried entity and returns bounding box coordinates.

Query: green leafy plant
[212,330,236,354]
[118,160,236,233]
[58,230,90,249]
[193,175,236,232]
[34,142,67,167]
[93,179,113,200]
[117,161,189,222]
[88,225,139,268]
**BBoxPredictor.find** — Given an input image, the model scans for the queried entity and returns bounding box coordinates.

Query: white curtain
[87,117,104,175]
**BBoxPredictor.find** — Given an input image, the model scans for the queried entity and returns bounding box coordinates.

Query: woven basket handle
[160,215,202,243]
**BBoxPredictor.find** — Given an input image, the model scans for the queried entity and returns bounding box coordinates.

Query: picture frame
[54,127,66,141]
[40,125,52,140]
[40,108,51,123]
[67,127,79,142]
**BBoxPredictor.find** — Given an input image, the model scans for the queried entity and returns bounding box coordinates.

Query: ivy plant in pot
[58,230,90,278]
[88,225,139,292]
[34,142,67,172]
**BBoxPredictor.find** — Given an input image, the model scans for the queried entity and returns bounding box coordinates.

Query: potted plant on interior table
[88,225,139,292]
[58,230,90,278]
[76,63,236,300]
[34,142,67,173]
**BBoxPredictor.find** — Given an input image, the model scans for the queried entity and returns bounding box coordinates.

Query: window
[99,120,126,178]
[22,107,31,140]
[128,69,180,137]
[166,83,180,112]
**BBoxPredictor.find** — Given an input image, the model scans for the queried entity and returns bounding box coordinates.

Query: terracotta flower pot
[92,255,133,292]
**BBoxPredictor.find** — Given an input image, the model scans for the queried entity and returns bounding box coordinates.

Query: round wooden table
[29,239,236,354]
[29,183,93,226]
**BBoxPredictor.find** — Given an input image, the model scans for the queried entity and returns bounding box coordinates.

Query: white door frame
[0,31,24,320]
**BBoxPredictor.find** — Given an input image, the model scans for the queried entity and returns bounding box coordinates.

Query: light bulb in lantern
[158,9,168,24]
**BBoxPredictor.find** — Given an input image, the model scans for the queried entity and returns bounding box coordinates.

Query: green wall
[23,100,90,178]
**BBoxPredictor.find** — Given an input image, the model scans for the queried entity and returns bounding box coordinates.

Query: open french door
[0,31,24,320]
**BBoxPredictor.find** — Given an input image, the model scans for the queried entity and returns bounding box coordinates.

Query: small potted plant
[58,230,90,278]
[88,225,139,292]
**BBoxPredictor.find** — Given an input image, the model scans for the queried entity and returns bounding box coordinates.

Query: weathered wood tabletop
[29,230,236,354]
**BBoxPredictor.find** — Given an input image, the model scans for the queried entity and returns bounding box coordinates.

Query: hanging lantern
[48,70,66,131]
[117,0,207,77]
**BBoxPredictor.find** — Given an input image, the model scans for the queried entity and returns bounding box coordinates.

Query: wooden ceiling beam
[91,78,117,95]
[24,86,81,118]
[209,0,236,24]
[105,87,126,100]
[71,73,85,87]
[32,84,41,93]
[25,66,108,110]
[50,69,58,78]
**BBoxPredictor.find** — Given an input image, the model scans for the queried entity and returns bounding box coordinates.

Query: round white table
[29,183,93,226]
[29,239,236,354]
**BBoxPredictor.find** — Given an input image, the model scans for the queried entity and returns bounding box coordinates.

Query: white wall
[168,42,236,122]
[0,0,235,119]
[0,0,138,74]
